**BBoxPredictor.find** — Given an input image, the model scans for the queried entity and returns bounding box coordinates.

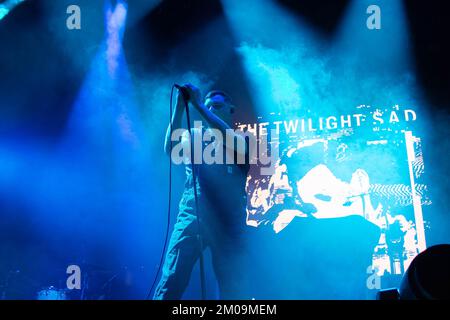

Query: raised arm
[164,92,186,156]
[182,84,248,158]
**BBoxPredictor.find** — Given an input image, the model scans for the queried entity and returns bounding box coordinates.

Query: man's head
[204,90,235,126]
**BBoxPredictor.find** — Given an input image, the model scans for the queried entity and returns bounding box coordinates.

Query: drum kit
[36,287,67,300]
[0,264,145,300]
[0,270,72,300]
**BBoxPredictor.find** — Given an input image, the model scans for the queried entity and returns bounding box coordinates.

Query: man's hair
[205,90,232,103]
[204,90,235,113]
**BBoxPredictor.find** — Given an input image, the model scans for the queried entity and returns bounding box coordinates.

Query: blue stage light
[0,0,25,22]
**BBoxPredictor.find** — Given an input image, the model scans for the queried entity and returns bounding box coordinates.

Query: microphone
[174,84,190,101]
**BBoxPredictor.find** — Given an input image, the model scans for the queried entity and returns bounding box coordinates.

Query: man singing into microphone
[153,84,251,300]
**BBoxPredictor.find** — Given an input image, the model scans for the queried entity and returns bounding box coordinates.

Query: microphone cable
[146,84,206,300]
[146,85,176,300]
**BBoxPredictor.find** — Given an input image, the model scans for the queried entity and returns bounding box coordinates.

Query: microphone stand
[179,87,207,300]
